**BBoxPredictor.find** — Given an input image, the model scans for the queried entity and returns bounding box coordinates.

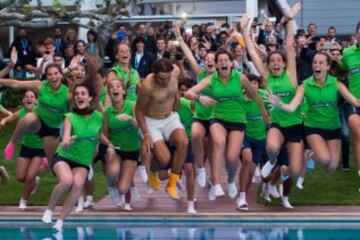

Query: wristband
[195,94,200,101]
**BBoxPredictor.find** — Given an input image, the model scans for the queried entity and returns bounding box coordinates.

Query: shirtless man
[135,58,188,200]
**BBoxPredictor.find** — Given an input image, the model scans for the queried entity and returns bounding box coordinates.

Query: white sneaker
[208,185,216,201]
[30,176,40,196]
[227,182,238,199]
[130,187,141,201]
[53,219,63,232]
[282,197,294,209]
[261,183,271,202]
[108,187,122,206]
[42,209,53,224]
[236,200,248,212]
[187,205,197,214]
[84,196,95,209]
[296,177,304,190]
[138,166,148,183]
[187,201,197,214]
[124,203,132,211]
[18,198,27,210]
[146,185,154,194]
[261,161,276,178]
[209,184,225,201]
[75,196,84,212]
[196,168,206,187]
[268,184,280,198]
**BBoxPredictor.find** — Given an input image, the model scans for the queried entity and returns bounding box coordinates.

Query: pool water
[1,220,360,239]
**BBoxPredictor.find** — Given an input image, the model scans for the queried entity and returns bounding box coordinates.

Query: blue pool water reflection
[1,220,360,239]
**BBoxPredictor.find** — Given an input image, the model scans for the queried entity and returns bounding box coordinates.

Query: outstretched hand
[239,14,251,32]
[284,2,301,20]
[173,22,182,38]
[266,89,281,106]
[9,47,17,67]
[62,135,77,150]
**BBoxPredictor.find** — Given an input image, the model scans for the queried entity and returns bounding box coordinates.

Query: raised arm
[184,76,217,107]
[61,117,76,150]
[0,78,41,91]
[284,3,302,86]
[0,47,17,78]
[99,116,115,157]
[173,23,202,76]
[338,82,360,107]
[0,110,18,131]
[267,84,305,112]
[239,14,269,81]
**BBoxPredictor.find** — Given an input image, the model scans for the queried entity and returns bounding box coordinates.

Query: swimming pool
[1,219,360,239]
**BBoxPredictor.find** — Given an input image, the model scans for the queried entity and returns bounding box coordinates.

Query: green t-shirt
[111,64,140,102]
[339,45,360,98]
[57,111,103,166]
[210,70,246,123]
[194,70,213,121]
[105,101,141,151]
[19,108,43,149]
[177,98,193,140]
[267,71,302,127]
[244,91,267,140]
[34,81,69,128]
[303,75,340,130]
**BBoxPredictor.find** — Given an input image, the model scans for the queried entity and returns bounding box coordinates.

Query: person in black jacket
[53,27,66,56]
[10,28,36,78]
[131,36,155,79]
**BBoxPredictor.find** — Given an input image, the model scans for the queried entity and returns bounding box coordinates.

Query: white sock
[187,200,195,209]
[86,195,93,201]
[239,192,246,203]
[297,177,304,185]
[358,170,360,177]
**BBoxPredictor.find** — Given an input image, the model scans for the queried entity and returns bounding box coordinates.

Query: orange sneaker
[148,171,160,191]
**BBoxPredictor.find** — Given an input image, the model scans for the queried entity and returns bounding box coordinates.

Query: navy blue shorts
[192,118,210,136]
[37,118,59,138]
[165,141,193,169]
[115,149,140,162]
[51,154,89,176]
[94,143,107,164]
[269,123,303,143]
[210,119,245,132]
[19,145,45,159]
[242,136,267,165]
[345,104,360,120]
[304,126,342,140]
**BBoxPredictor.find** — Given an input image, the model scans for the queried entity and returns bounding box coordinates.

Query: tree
[0,0,134,29]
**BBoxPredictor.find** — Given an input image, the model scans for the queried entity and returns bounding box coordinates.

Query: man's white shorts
[145,112,184,143]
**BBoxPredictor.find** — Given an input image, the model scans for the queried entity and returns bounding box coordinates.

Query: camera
[175,51,183,61]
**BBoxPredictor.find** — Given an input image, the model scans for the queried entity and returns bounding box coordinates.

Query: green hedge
[1,88,22,108]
